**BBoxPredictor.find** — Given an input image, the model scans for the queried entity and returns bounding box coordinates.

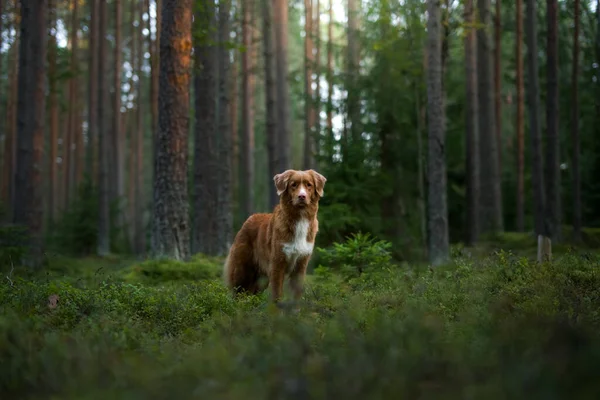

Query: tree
[14,0,48,266]
[193,0,217,255]
[516,0,525,231]
[263,0,278,209]
[65,0,79,207]
[48,0,59,223]
[477,0,503,234]
[97,0,110,255]
[494,0,502,171]
[572,0,581,241]
[313,0,321,160]
[113,0,124,214]
[87,0,98,181]
[525,0,544,236]
[464,0,479,245]
[303,0,315,169]
[152,0,192,260]
[241,0,256,219]
[426,0,449,266]
[545,0,560,240]
[326,0,333,135]
[347,0,361,145]
[134,0,146,254]
[217,0,233,254]
[273,0,291,172]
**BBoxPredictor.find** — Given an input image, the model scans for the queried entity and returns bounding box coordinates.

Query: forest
[2,0,600,397]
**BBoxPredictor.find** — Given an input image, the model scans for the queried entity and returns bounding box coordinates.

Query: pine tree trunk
[273,0,291,172]
[217,0,232,255]
[14,0,48,266]
[114,0,124,215]
[48,0,59,224]
[3,24,19,220]
[494,0,502,172]
[230,24,239,218]
[347,0,360,145]
[426,0,449,266]
[303,0,314,170]
[545,0,560,241]
[97,0,110,256]
[516,0,525,232]
[152,0,192,260]
[241,0,255,219]
[326,0,333,136]
[128,0,138,248]
[525,0,544,236]
[477,0,503,235]
[87,0,98,182]
[313,0,320,161]
[65,0,79,207]
[263,0,278,209]
[464,0,479,245]
[572,0,581,241]
[135,0,146,254]
[192,0,217,255]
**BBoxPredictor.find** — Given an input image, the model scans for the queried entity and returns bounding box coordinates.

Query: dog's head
[273,169,327,208]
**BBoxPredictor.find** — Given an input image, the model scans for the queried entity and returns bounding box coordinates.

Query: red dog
[223,169,327,302]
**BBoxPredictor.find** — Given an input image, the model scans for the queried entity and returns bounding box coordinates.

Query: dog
[223,169,327,303]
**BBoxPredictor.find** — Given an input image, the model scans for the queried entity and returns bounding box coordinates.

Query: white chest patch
[282,219,314,271]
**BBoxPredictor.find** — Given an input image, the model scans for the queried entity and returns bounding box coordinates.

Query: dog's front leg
[289,256,309,302]
[269,254,287,302]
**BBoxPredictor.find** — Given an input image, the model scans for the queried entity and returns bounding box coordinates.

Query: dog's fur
[223,169,327,302]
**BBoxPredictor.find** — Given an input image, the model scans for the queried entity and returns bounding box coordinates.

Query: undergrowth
[1,235,600,399]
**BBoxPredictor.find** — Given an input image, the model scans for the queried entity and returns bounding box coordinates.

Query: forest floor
[2,230,600,399]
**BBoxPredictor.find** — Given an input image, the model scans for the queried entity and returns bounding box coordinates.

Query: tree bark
[272,0,291,172]
[134,0,146,254]
[65,0,79,207]
[152,0,192,260]
[241,0,255,219]
[464,0,479,245]
[477,0,503,235]
[217,0,233,254]
[113,0,124,213]
[326,0,333,137]
[192,0,217,255]
[128,0,138,248]
[572,0,581,241]
[97,0,110,255]
[525,0,544,236]
[426,0,449,266]
[48,0,59,224]
[516,0,525,232]
[313,0,321,161]
[263,0,278,209]
[14,0,48,266]
[87,0,98,182]
[494,0,502,172]
[545,0,560,241]
[347,0,360,145]
[303,0,314,170]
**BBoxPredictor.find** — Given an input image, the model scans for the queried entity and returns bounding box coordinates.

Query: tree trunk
[313,0,321,161]
[128,0,138,248]
[87,0,98,182]
[545,0,560,241]
[152,0,192,260]
[48,0,59,224]
[193,0,216,255]
[464,0,479,245]
[426,0,449,266]
[516,0,525,232]
[303,0,314,170]
[241,0,255,219]
[14,0,48,266]
[230,24,239,218]
[347,0,360,145]
[494,0,502,173]
[272,0,291,172]
[263,0,278,209]
[326,0,333,136]
[65,0,79,207]
[477,0,503,235]
[217,0,232,255]
[113,0,124,214]
[97,0,110,256]
[572,0,581,241]
[525,0,544,236]
[135,0,146,254]
[151,0,161,191]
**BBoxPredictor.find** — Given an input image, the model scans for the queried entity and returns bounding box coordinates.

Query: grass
[1,232,600,399]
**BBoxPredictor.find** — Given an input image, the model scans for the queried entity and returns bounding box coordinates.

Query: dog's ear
[273,170,295,196]
[308,170,327,197]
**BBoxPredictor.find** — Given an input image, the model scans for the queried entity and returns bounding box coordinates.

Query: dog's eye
[306,183,312,188]
[291,182,297,187]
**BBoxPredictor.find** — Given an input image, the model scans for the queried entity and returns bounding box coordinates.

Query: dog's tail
[222,253,232,288]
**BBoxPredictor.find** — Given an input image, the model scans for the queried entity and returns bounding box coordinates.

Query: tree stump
[537,235,552,263]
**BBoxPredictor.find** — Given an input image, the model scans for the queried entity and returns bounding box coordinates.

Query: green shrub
[122,253,223,284]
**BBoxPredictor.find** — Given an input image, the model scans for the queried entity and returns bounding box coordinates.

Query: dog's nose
[298,194,306,201]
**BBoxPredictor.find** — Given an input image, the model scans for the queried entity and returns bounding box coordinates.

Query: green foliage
[316,232,393,279]
[122,253,224,284]
[0,223,28,268]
